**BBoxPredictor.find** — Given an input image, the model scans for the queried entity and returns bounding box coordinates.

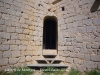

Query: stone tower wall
[0,0,100,71]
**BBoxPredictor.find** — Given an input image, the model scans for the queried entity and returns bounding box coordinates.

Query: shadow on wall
[90,0,100,13]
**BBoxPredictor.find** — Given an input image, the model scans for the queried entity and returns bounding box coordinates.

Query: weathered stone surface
[2,14,10,20]
[11,33,18,40]
[9,58,20,64]
[86,26,96,32]
[19,57,25,63]
[84,19,92,26]
[0,0,100,72]
[66,57,73,63]
[0,58,8,65]
[91,55,100,61]
[10,45,19,50]
[84,61,97,69]
[84,54,90,61]
[0,51,2,58]
[12,51,20,57]
[7,27,15,32]
[0,45,9,50]
[1,32,10,39]
[19,45,26,50]
[25,56,32,61]
[74,58,83,65]
[16,28,23,33]
[20,17,25,24]
[3,51,12,58]
[91,44,100,49]
[93,18,100,25]
[98,62,100,69]
[18,34,26,40]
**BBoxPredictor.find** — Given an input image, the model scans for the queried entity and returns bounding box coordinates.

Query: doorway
[43,16,58,54]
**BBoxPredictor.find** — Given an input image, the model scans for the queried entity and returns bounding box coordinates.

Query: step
[27,64,68,68]
[43,54,57,58]
[36,58,62,61]
[36,58,62,64]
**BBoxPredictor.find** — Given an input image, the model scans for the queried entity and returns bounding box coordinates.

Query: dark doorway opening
[43,16,57,49]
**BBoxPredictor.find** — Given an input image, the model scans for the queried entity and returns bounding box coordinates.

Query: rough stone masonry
[0,0,100,71]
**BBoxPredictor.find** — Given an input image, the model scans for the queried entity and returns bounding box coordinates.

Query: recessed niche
[61,7,65,11]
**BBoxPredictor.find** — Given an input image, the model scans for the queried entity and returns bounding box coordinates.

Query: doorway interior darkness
[43,16,57,49]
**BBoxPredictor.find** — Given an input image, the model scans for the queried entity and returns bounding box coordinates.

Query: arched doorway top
[44,16,57,22]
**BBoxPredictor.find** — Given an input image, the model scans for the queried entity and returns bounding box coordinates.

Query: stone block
[97,26,100,32]
[16,28,23,33]
[67,46,74,51]
[5,20,12,26]
[61,46,67,50]
[16,11,21,17]
[9,58,20,64]
[8,40,15,44]
[23,29,29,34]
[95,37,100,42]
[98,62,100,69]
[66,57,73,63]
[18,34,26,40]
[77,21,83,27]
[83,61,97,69]
[0,51,2,58]
[91,43,100,49]
[25,56,32,61]
[78,27,86,33]
[20,17,25,24]
[26,51,33,56]
[1,32,10,39]
[0,7,7,13]
[12,51,20,57]
[84,54,90,61]
[11,33,18,40]
[14,22,20,27]
[0,20,4,24]
[0,58,8,66]
[0,25,6,32]
[91,55,100,61]
[22,13,28,19]
[86,43,91,49]
[16,40,21,45]
[75,53,84,59]
[19,45,26,51]
[25,19,32,25]
[0,45,9,50]
[3,51,12,58]
[93,18,100,25]
[2,14,10,20]
[63,51,70,57]
[67,23,73,29]
[84,19,92,26]
[0,1,4,7]
[74,48,80,53]
[86,26,96,32]
[10,45,19,50]
[74,58,83,65]
[19,56,25,63]
[70,52,76,58]
[7,27,15,33]
[65,42,71,46]
[6,8,16,16]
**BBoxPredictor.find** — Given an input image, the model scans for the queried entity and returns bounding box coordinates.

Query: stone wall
[0,0,100,71]
[0,0,36,70]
